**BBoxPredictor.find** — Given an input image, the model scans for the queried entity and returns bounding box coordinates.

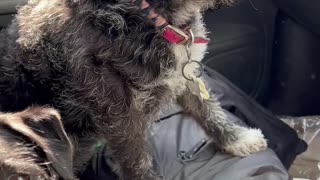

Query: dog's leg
[178,89,267,157]
[104,113,158,180]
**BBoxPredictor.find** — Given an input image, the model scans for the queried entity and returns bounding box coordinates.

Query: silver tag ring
[182,60,204,81]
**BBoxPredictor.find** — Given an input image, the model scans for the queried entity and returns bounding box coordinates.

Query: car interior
[0,0,319,178]
[204,0,320,116]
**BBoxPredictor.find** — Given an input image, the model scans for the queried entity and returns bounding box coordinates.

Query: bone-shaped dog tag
[194,78,210,100]
[186,80,202,100]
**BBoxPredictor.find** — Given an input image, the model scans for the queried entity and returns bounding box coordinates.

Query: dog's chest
[133,41,208,112]
[163,39,208,97]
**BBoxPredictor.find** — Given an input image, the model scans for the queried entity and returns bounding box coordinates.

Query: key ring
[182,60,204,81]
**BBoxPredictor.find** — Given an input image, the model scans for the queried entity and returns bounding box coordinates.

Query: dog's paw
[223,128,267,157]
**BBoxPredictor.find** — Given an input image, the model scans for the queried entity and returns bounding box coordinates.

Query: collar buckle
[161,25,189,45]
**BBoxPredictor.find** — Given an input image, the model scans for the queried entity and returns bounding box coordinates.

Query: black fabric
[273,0,320,35]
[267,13,320,116]
[203,0,277,104]
[79,69,307,179]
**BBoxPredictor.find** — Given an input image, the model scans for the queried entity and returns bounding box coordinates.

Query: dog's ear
[0,107,74,179]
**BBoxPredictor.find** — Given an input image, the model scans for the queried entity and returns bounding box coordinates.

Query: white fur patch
[167,13,208,96]
[224,128,268,157]
[16,0,70,48]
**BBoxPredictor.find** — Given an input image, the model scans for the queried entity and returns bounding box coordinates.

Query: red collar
[132,0,209,45]
[161,25,209,45]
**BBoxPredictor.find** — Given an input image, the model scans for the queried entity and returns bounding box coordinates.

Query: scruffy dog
[0,0,267,179]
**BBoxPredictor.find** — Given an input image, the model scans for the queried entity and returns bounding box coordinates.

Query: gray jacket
[147,104,289,180]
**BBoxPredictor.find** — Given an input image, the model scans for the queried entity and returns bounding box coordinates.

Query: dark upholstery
[268,14,320,116]
[203,0,277,104]
[267,2,320,116]
[0,0,26,29]
[204,0,320,115]
[273,0,320,35]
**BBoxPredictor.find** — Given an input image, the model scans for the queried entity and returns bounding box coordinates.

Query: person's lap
[82,101,289,180]
[147,104,288,180]
[81,105,289,180]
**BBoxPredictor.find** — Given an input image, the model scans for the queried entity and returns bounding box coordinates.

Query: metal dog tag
[186,80,202,100]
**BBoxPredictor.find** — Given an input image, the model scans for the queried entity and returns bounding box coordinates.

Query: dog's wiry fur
[0,0,267,179]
